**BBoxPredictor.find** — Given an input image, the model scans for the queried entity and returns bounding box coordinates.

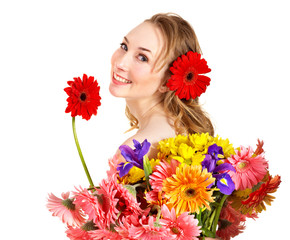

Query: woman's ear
[158,82,169,93]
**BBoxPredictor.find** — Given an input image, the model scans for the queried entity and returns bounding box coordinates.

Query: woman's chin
[109,84,126,98]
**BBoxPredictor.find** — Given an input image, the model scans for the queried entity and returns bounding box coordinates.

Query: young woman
[110,13,220,240]
[110,13,213,158]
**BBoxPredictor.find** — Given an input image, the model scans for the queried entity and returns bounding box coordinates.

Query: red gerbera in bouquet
[167,51,211,100]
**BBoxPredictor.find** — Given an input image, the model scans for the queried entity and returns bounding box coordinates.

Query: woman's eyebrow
[124,36,152,55]
[124,36,129,43]
[139,47,152,54]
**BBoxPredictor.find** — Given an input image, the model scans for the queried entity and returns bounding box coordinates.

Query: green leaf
[201,228,216,238]
[123,185,137,198]
[143,155,152,190]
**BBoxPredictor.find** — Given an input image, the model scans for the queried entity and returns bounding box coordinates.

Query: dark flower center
[186,72,194,81]
[185,188,195,197]
[80,92,87,101]
[171,227,180,234]
[219,219,232,230]
[81,220,98,231]
[61,198,75,210]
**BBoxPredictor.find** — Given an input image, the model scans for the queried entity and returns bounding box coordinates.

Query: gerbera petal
[196,59,211,74]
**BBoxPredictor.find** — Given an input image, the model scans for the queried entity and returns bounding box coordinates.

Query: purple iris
[117,139,151,178]
[202,144,236,195]
[215,173,235,195]
[202,144,225,172]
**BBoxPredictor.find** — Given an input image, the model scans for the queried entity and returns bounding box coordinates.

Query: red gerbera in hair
[167,51,211,100]
[64,74,101,120]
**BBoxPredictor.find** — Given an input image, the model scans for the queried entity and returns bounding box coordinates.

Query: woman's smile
[112,72,132,85]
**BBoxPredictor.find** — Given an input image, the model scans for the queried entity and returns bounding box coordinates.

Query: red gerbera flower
[216,203,246,240]
[241,175,281,213]
[64,74,101,120]
[167,51,211,100]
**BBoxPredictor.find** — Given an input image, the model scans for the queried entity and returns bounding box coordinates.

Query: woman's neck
[126,96,164,130]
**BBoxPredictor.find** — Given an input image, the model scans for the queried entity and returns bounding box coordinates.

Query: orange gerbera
[162,164,215,215]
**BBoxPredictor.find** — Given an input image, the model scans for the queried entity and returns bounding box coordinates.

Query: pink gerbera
[73,179,119,228]
[66,220,97,240]
[160,205,201,240]
[89,229,122,240]
[128,216,172,240]
[225,145,268,190]
[115,211,150,239]
[111,176,143,218]
[47,192,86,227]
[73,187,103,225]
[150,159,180,192]
[145,190,160,202]
[115,214,140,239]
[96,178,119,226]
[107,154,124,178]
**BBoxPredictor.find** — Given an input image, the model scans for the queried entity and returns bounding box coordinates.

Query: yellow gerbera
[177,143,195,165]
[174,134,190,146]
[158,137,178,155]
[150,158,160,171]
[188,132,214,154]
[162,164,215,216]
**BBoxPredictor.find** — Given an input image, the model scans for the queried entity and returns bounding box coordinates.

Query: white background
[0,0,289,239]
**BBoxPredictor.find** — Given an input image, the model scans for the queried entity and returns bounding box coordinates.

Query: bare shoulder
[143,114,176,142]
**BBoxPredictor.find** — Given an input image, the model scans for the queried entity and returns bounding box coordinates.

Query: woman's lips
[112,72,132,85]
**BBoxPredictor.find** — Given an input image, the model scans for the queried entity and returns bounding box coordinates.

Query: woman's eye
[120,43,128,51]
[138,54,148,62]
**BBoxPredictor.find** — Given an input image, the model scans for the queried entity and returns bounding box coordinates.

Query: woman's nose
[115,53,130,72]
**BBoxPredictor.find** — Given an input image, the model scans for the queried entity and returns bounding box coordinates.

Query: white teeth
[114,73,131,83]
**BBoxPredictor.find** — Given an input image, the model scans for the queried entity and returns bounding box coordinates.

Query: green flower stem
[208,209,216,231]
[72,117,94,188]
[211,194,228,236]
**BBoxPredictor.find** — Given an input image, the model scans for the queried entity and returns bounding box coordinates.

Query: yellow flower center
[238,162,247,169]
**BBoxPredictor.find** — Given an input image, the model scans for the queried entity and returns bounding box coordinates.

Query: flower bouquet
[47,74,281,240]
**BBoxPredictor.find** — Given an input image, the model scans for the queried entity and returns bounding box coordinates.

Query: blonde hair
[125,13,214,136]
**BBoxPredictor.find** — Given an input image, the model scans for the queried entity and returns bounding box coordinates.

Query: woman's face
[110,22,167,100]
